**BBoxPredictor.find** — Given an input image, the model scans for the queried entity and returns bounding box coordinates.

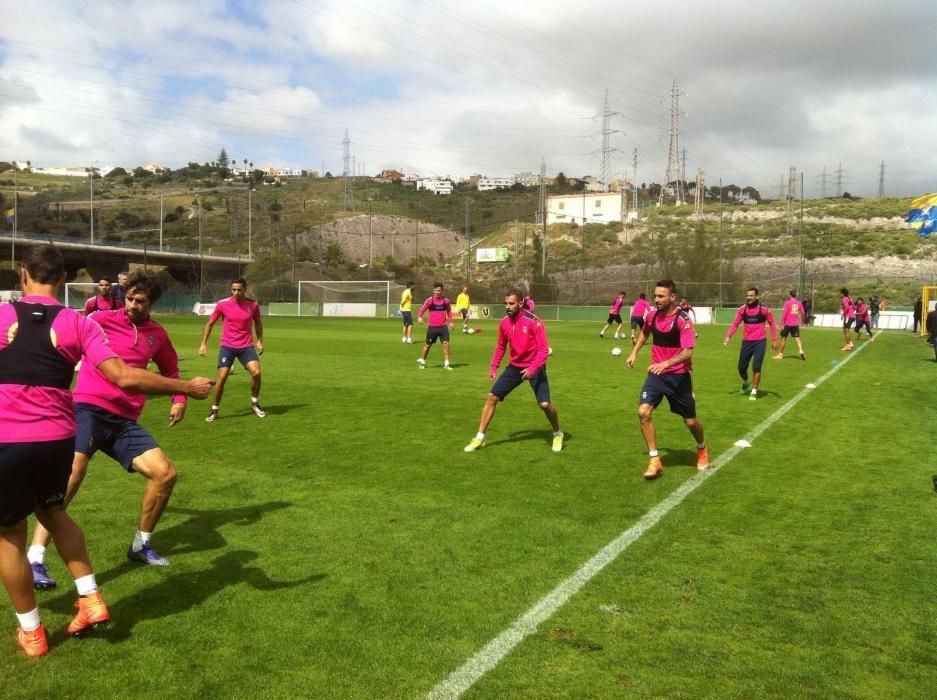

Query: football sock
[211,405,219,411]
[475,432,485,441]
[697,442,706,449]
[648,450,659,457]
[132,530,152,552]
[75,574,98,597]
[27,545,45,566]
[15,608,41,633]
[251,396,260,404]
[553,430,563,437]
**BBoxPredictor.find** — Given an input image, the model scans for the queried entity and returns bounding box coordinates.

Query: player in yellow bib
[456,286,471,334]
[399,282,414,344]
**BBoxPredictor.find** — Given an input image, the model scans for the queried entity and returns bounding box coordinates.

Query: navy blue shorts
[218,345,260,369]
[855,320,872,334]
[630,316,644,329]
[607,313,623,324]
[780,325,800,338]
[843,318,855,330]
[460,309,469,319]
[0,438,73,526]
[739,339,767,375]
[75,403,159,472]
[401,311,413,327]
[491,364,551,404]
[638,372,696,419]
[425,326,450,345]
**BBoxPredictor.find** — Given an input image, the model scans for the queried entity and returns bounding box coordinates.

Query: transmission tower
[817,165,830,199]
[878,160,886,198]
[592,89,619,191]
[681,148,688,188]
[834,162,846,197]
[694,168,705,220]
[786,165,797,236]
[631,148,639,214]
[342,129,351,209]
[658,79,685,206]
[536,158,546,224]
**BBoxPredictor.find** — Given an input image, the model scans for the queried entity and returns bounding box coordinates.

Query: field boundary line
[427,340,870,699]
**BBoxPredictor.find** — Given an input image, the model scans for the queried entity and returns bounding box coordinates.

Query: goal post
[921,285,937,336]
[281,280,405,318]
[65,282,114,311]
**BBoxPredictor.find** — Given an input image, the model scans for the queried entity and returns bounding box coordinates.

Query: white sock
[475,432,485,441]
[751,389,758,395]
[251,396,260,404]
[649,450,659,457]
[444,361,450,367]
[697,442,706,449]
[132,530,152,551]
[27,545,45,566]
[211,405,219,411]
[553,430,563,437]
[74,574,97,597]
[16,608,41,632]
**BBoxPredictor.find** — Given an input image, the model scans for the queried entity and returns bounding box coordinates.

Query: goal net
[65,282,114,311]
[270,280,405,317]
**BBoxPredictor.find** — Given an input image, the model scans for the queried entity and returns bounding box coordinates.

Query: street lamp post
[368,197,373,269]
[11,165,17,269]
[89,168,94,245]
[248,188,254,258]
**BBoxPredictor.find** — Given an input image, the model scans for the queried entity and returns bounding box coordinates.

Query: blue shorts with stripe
[638,372,696,419]
[218,345,260,369]
[491,364,551,404]
[75,403,159,472]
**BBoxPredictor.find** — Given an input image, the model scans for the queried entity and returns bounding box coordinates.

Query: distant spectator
[803,297,813,327]
[913,298,923,333]
[869,294,880,329]
[112,272,129,306]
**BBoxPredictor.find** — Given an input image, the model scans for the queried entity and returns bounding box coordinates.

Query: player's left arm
[254,309,264,355]
[522,321,550,379]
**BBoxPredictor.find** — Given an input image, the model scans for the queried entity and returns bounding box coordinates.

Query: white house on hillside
[546,192,623,225]
[477,176,514,191]
[417,178,453,195]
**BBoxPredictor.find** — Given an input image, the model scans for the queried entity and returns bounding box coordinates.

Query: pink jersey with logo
[841,295,855,319]
[609,295,625,314]
[523,296,535,313]
[727,304,778,342]
[0,296,117,443]
[856,303,870,323]
[72,308,185,421]
[642,309,695,374]
[418,296,452,327]
[631,298,651,318]
[210,297,261,349]
[491,311,550,375]
[84,294,116,316]
[781,298,805,327]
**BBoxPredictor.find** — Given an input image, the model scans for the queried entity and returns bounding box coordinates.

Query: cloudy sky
[1,0,934,198]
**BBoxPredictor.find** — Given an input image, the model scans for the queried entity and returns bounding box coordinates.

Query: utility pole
[159,194,163,251]
[694,168,705,220]
[89,169,95,245]
[718,177,723,308]
[536,157,546,224]
[878,160,886,198]
[817,165,830,200]
[368,197,373,269]
[464,199,471,282]
[834,162,846,197]
[799,172,805,295]
[197,194,203,301]
[659,79,685,206]
[632,147,638,217]
[342,129,351,210]
[786,165,797,237]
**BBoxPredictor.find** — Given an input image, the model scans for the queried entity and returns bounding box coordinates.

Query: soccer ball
[467,328,475,334]
[611,347,622,356]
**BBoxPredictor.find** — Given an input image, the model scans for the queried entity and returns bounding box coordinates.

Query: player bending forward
[464,289,563,453]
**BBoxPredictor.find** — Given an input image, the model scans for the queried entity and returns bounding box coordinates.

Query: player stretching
[199,278,265,421]
[456,286,471,333]
[629,293,651,344]
[774,289,807,360]
[853,297,874,342]
[599,291,626,339]
[625,279,707,479]
[0,245,210,656]
[400,281,414,344]
[29,271,194,588]
[724,287,778,401]
[417,282,454,370]
[840,288,855,351]
[464,289,563,453]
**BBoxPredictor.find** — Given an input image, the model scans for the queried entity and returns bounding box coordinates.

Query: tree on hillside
[324,241,345,266]
[106,167,128,178]
[217,148,229,169]
[555,172,567,188]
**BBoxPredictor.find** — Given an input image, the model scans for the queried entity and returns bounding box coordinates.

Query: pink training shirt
[856,303,870,323]
[609,295,625,314]
[643,308,695,374]
[417,296,452,327]
[72,308,186,421]
[781,298,806,327]
[83,294,116,316]
[841,295,855,319]
[491,310,550,376]
[727,303,779,343]
[210,296,261,349]
[631,297,651,318]
[0,295,117,443]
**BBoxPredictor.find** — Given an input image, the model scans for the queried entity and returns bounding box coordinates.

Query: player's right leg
[128,448,176,567]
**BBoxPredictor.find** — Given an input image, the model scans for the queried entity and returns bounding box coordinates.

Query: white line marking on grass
[427,342,869,700]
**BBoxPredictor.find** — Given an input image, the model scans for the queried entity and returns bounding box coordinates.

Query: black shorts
[843,318,855,330]
[491,364,551,404]
[855,319,872,334]
[739,339,767,374]
[607,313,623,324]
[401,311,413,326]
[425,326,450,345]
[630,316,644,329]
[460,309,469,320]
[218,345,260,369]
[780,325,800,338]
[75,403,159,471]
[0,438,73,526]
[638,372,695,419]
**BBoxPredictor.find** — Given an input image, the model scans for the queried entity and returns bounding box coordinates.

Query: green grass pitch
[5,316,936,698]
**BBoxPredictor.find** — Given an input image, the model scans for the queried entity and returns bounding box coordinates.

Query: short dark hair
[506,288,522,300]
[789,289,797,298]
[407,281,414,287]
[97,277,112,285]
[856,296,864,303]
[433,281,443,289]
[620,290,626,295]
[638,292,646,299]
[840,287,849,295]
[747,286,759,295]
[232,278,247,287]
[655,279,676,293]
[21,245,64,285]
[126,270,163,304]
